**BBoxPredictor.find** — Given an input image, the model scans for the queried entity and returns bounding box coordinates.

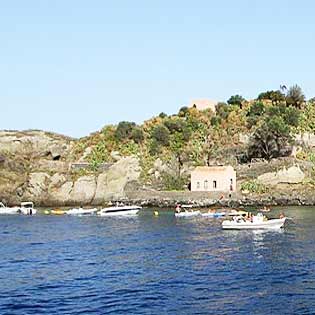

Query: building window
[230,178,233,191]
[197,181,200,189]
[213,180,217,189]
[204,180,208,189]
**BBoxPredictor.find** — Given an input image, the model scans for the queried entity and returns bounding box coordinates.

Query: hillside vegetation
[73,85,315,190]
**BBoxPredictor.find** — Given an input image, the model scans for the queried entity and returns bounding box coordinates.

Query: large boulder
[70,175,96,204]
[93,156,141,203]
[50,181,73,205]
[49,173,67,189]
[24,172,50,199]
[257,166,305,186]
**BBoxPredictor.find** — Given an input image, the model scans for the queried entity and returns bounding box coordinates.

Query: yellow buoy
[154,211,159,216]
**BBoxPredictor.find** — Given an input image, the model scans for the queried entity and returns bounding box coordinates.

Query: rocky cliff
[1,129,315,207]
[0,130,141,206]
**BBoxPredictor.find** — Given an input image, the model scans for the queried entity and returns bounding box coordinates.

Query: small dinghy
[222,213,286,230]
[66,208,98,216]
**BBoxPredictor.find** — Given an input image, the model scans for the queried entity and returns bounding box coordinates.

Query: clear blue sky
[1,0,315,138]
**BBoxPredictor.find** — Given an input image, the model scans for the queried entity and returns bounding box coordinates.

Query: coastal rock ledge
[1,130,315,207]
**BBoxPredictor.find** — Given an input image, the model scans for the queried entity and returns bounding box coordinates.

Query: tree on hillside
[178,106,189,117]
[115,121,136,141]
[308,97,315,104]
[151,124,170,147]
[159,112,167,119]
[246,101,265,128]
[257,90,285,104]
[215,102,230,120]
[227,95,246,108]
[286,85,305,108]
[131,127,144,144]
[248,118,291,160]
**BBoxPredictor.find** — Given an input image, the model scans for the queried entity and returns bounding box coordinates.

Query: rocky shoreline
[123,190,315,208]
[1,130,315,209]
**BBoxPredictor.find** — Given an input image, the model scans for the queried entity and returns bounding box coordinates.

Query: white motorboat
[174,204,201,218]
[222,213,286,230]
[175,210,201,218]
[66,208,98,216]
[0,202,20,215]
[98,205,141,216]
[19,202,37,215]
[18,202,37,215]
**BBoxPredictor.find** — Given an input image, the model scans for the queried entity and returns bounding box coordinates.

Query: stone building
[189,99,217,112]
[191,165,236,192]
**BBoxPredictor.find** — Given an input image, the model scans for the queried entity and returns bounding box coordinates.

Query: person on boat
[279,212,285,219]
[262,206,271,212]
[175,204,181,213]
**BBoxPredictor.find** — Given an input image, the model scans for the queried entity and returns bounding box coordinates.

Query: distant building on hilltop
[189,99,217,112]
[191,165,236,192]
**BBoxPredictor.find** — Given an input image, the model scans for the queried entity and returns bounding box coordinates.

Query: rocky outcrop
[70,175,96,204]
[257,165,305,185]
[0,130,73,159]
[24,172,50,200]
[93,156,141,203]
[1,155,141,206]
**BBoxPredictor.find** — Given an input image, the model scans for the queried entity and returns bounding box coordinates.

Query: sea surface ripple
[0,207,314,314]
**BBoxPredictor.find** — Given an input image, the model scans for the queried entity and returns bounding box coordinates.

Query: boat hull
[99,209,140,216]
[19,208,37,215]
[98,206,141,217]
[66,208,98,216]
[0,208,20,215]
[175,210,201,218]
[222,218,286,230]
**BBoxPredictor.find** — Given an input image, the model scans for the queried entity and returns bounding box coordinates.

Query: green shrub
[178,106,189,117]
[286,84,305,108]
[149,139,161,155]
[131,127,144,144]
[151,124,170,146]
[161,172,186,191]
[241,180,269,194]
[227,95,246,107]
[210,116,222,126]
[115,121,136,141]
[257,90,285,103]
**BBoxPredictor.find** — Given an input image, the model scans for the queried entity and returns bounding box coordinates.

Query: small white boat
[18,202,37,215]
[222,213,286,230]
[66,208,98,216]
[175,210,201,218]
[0,202,20,215]
[98,205,141,216]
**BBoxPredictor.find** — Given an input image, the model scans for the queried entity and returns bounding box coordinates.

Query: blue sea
[0,207,314,314]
